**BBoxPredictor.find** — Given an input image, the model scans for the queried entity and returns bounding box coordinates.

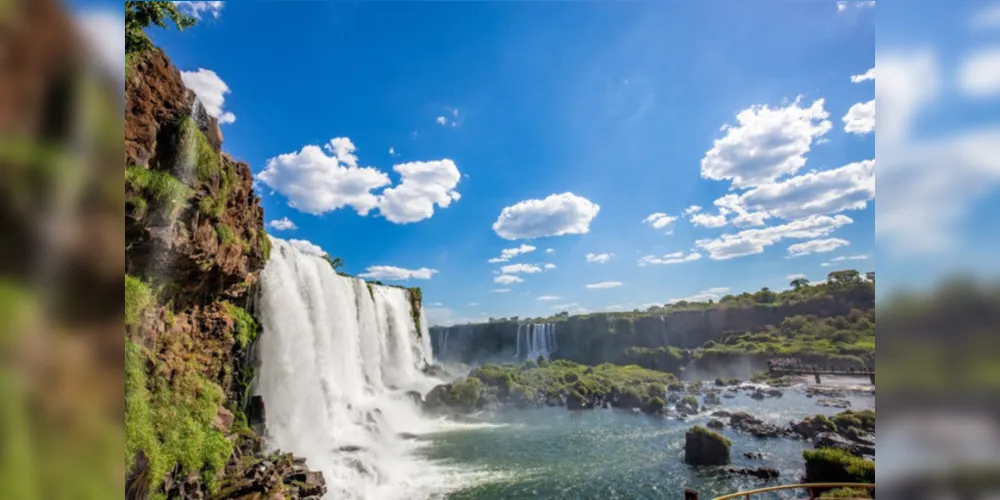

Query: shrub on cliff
[803,448,875,484]
[819,487,873,498]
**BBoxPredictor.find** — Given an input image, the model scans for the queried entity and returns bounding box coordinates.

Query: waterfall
[255,238,454,499]
[516,323,556,361]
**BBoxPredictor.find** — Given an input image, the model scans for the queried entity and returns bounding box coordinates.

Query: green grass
[408,287,423,336]
[215,224,236,247]
[803,448,875,483]
[125,339,233,498]
[220,302,258,348]
[126,166,191,220]
[690,425,731,447]
[125,275,153,329]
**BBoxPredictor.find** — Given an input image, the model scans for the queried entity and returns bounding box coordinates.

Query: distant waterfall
[515,323,556,361]
[255,238,453,499]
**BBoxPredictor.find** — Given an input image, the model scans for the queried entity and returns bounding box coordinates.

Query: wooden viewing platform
[768,364,875,384]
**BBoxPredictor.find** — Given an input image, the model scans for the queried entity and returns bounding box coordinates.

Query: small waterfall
[516,323,556,361]
[256,238,452,499]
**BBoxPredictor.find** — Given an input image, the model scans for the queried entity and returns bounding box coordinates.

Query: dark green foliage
[466,360,676,409]
[446,377,482,408]
[126,1,196,56]
[803,448,875,483]
[621,345,686,371]
[321,255,343,270]
[698,307,875,365]
[680,395,699,406]
[125,275,153,329]
[259,229,272,261]
[221,302,258,348]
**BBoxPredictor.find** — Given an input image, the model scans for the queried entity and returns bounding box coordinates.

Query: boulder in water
[642,396,666,415]
[707,419,725,429]
[813,432,875,457]
[684,425,731,466]
[677,395,699,415]
[789,414,837,440]
[729,412,783,438]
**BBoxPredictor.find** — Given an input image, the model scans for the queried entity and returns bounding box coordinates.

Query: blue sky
[81,1,1000,323]
[100,1,886,325]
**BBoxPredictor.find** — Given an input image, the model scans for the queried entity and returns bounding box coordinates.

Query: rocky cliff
[124,45,322,499]
[431,289,874,375]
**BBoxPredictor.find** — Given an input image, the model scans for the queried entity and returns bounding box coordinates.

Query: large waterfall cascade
[515,323,556,361]
[255,238,464,499]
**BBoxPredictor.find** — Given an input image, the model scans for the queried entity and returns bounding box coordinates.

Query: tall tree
[790,278,810,289]
[125,1,197,55]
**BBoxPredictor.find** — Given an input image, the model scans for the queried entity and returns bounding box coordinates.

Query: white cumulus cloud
[494,275,524,285]
[180,68,236,124]
[637,251,702,266]
[544,263,557,270]
[267,217,297,231]
[700,98,832,189]
[959,46,1000,98]
[690,212,729,228]
[487,244,537,263]
[288,239,326,257]
[787,238,850,257]
[500,263,542,274]
[843,100,875,135]
[174,1,224,19]
[695,214,853,260]
[436,116,448,125]
[738,159,875,220]
[586,253,614,264]
[667,287,730,304]
[785,273,809,281]
[537,295,561,301]
[586,281,623,289]
[642,212,677,230]
[258,138,390,215]
[546,248,555,254]
[851,67,876,83]
[358,265,438,281]
[491,289,511,293]
[492,193,601,240]
[377,160,461,223]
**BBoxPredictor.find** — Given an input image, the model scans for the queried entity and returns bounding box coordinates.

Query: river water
[421,380,874,499]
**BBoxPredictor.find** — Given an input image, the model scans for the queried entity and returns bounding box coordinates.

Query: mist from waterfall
[515,323,556,361]
[255,238,465,499]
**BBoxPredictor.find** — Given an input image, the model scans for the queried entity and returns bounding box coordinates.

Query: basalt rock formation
[124,42,321,499]
[431,289,873,376]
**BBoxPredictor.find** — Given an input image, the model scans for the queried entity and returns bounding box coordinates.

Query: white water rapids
[255,238,472,499]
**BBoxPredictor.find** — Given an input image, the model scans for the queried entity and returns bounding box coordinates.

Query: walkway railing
[712,482,875,500]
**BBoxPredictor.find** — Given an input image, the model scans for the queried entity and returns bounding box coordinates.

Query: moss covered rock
[685,425,731,465]
[803,448,875,484]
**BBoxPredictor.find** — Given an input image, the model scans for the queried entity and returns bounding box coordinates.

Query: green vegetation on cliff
[125,166,191,221]
[221,302,259,348]
[696,307,875,366]
[125,275,153,329]
[126,341,233,498]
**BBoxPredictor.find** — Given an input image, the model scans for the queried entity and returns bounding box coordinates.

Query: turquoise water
[421,383,875,499]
